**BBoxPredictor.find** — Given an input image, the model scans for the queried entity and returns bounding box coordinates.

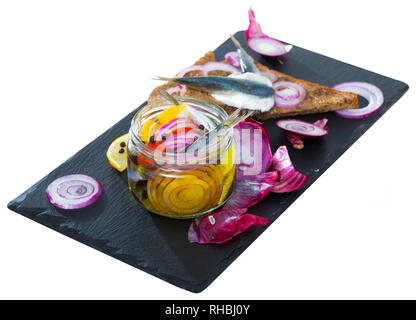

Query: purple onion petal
[271,146,309,193]
[46,174,102,210]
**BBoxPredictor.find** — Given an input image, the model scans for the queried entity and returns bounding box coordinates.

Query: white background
[0,0,415,300]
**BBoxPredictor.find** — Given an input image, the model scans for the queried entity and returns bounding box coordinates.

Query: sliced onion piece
[223,171,278,210]
[276,88,300,101]
[233,120,272,179]
[224,51,241,68]
[46,174,102,209]
[163,129,203,153]
[187,122,276,245]
[165,85,181,95]
[246,8,289,57]
[273,81,306,108]
[176,65,204,78]
[247,37,288,57]
[187,162,276,244]
[261,70,279,83]
[276,119,328,137]
[176,62,239,80]
[277,119,328,150]
[314,118,328,130]
[285,45,294,53]
[334,82,384,119]
[153,118,198,141]
[188,208,268,245]
[202,61,240,75]
[286,133,304,150]
[271,146,309,193]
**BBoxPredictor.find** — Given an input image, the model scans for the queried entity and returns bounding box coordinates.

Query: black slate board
[7,31,409,293]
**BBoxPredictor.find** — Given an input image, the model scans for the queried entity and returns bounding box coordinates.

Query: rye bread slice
[148,51,359,119]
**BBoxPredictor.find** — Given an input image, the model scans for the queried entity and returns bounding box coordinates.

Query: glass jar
[127,97,236,219]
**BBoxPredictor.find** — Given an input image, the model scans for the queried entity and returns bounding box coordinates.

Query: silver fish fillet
[154,75,274,98]
[230,34,260,74]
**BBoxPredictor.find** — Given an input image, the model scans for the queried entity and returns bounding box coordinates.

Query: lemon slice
[140,120,159,142]
[158,104,187,125]
[107,133,129,172]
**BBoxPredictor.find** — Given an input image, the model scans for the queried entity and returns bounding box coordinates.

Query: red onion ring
[334,82,384,119]
[176,65,204,78]
[176,62,239,79]
[247,37,288,57]
[224,51,241,68]
[202,61,239,75]
[261,70,279,83]
[163,129,203,152]
[234,120,273,179]
[165,85,181,95]
[46,174,102,209]
[153,118,198,142]
[273,81,306,108]
[276,119,328,137]
[276,88,300,101]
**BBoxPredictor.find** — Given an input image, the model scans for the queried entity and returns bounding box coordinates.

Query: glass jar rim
[129,96,232,164]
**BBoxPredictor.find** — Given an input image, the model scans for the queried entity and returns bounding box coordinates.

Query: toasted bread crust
[148,51,359,119]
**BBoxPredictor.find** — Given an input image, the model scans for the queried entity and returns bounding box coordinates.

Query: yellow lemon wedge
[158,104,187,125]
[107,133,129,172]
[140,120,159,142]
